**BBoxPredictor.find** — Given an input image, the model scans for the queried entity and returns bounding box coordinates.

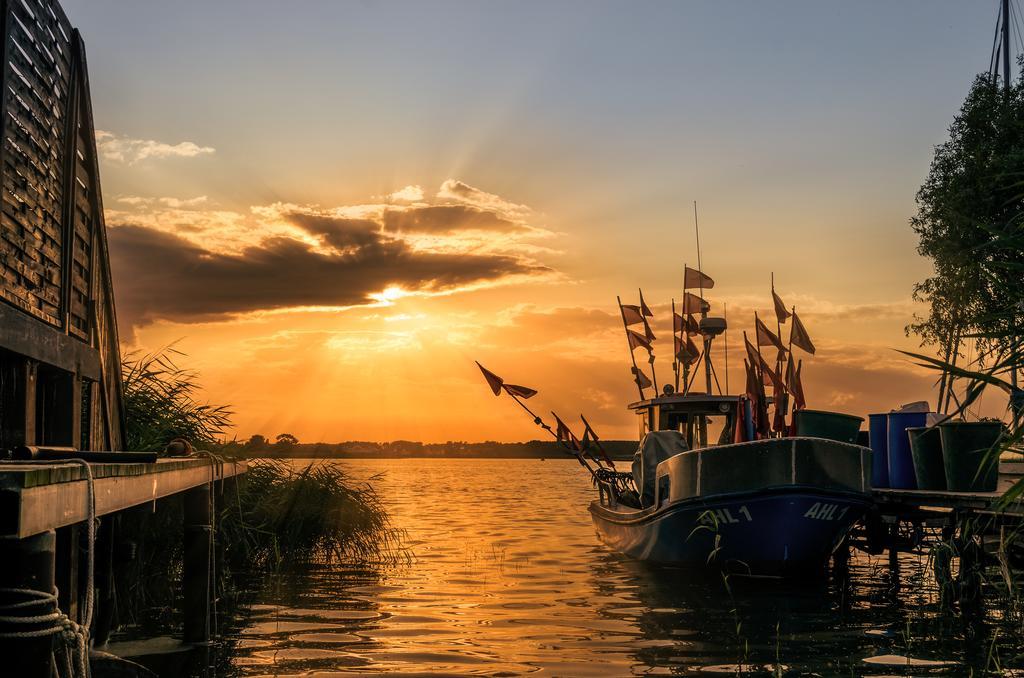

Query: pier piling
[183,484,212,645]
[0,530,57,678]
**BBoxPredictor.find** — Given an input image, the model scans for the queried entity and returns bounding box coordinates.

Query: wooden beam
[0,304,102,380]
[0,459,246,538]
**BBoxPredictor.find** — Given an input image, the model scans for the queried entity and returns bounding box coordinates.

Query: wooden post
[0,530,57,678]
[55,524,79,623]
[182,484,212,644]
[887,522,901,599]
[92,516,115,647]
[23,360,37,446]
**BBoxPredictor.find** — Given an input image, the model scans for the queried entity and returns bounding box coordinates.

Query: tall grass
[122,346,232,451]
[115,348,404,630]
[220,459,405,570]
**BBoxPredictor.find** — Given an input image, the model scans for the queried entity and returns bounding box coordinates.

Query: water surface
[222,459,1023,676]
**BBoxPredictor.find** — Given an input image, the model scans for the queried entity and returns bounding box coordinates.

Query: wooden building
[0,0,125,454]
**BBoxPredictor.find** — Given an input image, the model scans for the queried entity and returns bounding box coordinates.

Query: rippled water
[219,459,1024,676]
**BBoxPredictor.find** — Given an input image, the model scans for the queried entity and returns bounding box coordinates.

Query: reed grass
[220,459,406,570]
[121,346,232,452]
[114,348,404,630]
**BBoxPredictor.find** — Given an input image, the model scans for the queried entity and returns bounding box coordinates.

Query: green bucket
[794,409,864,444]
[939,421,1003,492]
[907,426,945,491]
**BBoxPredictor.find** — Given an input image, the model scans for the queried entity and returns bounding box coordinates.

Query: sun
[370,286,409,305]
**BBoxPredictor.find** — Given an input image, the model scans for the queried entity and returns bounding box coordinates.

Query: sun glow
[370,286,410,305]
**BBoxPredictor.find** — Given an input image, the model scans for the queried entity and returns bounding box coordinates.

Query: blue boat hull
[590,487,870,577]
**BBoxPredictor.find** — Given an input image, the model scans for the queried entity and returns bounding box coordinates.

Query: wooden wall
[0,0,124,452]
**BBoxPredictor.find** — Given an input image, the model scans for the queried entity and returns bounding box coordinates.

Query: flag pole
[671,298,680,393]
[681,263,691,395]
[504,388,596,476]
[694,202,713,395]
[640,288,659,395]
[772,273,785,376]
[685,347,706,394]
[785,305,796,429]
[724,302,730,395]
[752,316,772,436]
[744,331,767,438]
[618,296,646,400]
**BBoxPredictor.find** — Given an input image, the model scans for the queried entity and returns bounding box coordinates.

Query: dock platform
[0,457,246,538]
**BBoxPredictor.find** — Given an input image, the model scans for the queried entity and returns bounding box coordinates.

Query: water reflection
[216,460,1024,676]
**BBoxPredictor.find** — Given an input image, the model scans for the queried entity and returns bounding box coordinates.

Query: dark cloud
[285,213,383,250]
[108,224,548,331]
[382,205,523,234]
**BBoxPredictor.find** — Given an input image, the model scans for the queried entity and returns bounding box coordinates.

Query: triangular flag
[790,312,816,354]
[686,314,701,336]
[553,413,580,451]
[674,312,702,335]
[643,317,656,342]
[745,334,783,391]
[790,359,806,410]
[755,315,787,353]
[772,289,791,324]
[627,329,653,352]
[675,334,700,366]
[684,266,715,290]
[743,334,761,368]
[503,383,537,399]
[621,304,645,326]
[744,359,770,439]
[760,358,784,392]
[632,366,653,390]
[681,292,710,315]
[581,414,614,467]
[476,361,503,396]
[639,289,654,317]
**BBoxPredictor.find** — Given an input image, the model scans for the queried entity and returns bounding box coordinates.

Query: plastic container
[939,421,1003,492]
[886,411,928,489]
[907,426,945,490]
[794,409,864,444]
[868,413,889,488]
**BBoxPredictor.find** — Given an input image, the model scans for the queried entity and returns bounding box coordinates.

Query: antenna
[992,0,1017,90]
[1004,0,1011,93]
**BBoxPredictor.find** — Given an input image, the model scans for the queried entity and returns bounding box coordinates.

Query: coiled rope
[0,458,96,678]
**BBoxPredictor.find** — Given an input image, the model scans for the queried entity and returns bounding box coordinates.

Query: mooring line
[0,458,96,678]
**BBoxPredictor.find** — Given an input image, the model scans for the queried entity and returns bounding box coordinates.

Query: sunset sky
[62,1,1008,442]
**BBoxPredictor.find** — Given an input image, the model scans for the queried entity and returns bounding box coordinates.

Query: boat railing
[597,479,618,508]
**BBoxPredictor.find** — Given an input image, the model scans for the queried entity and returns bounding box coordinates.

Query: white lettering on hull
[803,502,850,521]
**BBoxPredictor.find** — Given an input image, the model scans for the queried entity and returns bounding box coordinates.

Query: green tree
[909,67,1024,409]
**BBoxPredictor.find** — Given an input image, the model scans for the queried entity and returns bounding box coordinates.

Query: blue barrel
[887,411,928,489]
[868,413,889,488]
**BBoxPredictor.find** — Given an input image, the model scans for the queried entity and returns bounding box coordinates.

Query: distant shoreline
[223,438,637,462]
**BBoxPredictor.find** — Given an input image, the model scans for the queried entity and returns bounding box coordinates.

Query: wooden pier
[0,458,245,538]
[840,462,1024,601]
[0,458,246,677]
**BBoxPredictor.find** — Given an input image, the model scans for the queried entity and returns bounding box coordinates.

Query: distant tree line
[220,433,638,460]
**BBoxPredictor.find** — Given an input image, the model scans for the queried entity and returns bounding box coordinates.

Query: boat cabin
[629,393,752,449]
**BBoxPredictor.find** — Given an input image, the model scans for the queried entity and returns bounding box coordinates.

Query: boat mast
[694,201,712,395]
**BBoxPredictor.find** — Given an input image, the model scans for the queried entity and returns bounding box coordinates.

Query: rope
[0,459,96,678]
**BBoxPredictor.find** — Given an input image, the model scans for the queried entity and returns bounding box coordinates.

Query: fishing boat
[588,392,872,576]
[588,238,872,576]
[476,208,872,577]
